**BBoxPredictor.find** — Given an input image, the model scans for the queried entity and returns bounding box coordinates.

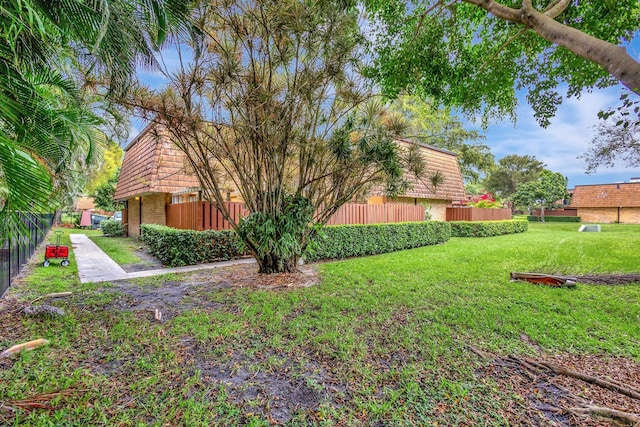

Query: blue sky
[134,37,640,190]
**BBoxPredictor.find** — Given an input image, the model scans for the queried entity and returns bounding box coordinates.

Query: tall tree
[363,0,640,127]
[484,154,545,199]
[0,0,189,238]
[132,0,429,273]
[389,96,494,182]
[512,169,568,221]
[580,100,640,173]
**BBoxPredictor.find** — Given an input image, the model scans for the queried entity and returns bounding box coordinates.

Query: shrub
[449,220,528,237]
[141,224,248,267]
[100,220,125,237]
[527,215,581,222]
[306,221,451,262]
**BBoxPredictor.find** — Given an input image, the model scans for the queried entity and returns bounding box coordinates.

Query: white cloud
[482,87,640,187]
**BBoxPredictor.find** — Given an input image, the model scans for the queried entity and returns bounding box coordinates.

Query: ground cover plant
[1,223,639,425]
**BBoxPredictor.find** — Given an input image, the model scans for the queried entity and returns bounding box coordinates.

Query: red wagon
[43,231,70,267]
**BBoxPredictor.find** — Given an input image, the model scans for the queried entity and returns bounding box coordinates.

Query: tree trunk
[257,254,299,274]
[540,204,545,223]
[465,0,640,95]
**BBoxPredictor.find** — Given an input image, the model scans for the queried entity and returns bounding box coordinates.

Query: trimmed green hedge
[141,224,247,267]
[100,220,125,237]
[527,215,581,222]
[449,220,528,237]
[306,221,451,262]
[142,222,452,266]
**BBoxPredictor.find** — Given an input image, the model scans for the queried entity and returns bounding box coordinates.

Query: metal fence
[0,213,54,297]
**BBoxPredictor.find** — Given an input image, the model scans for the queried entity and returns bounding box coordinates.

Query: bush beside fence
[141,224,248,267]
[527,215,581,222]
[450,220,528,237]
[100,220,125,237]
[306,221,451,262]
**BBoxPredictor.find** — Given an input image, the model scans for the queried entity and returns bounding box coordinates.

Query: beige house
[115,126,467,236]
[368,138,466,220]
[570,182,640,223]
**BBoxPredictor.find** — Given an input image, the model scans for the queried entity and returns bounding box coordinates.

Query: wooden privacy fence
[446,207,512,222]
[165,201,425,231]
[166,201,247,231]
[324,203,424,225]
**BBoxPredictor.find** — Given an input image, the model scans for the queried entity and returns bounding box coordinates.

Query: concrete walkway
[69,234,255,284]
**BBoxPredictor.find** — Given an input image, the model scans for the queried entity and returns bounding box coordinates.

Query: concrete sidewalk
[69,234,255,284]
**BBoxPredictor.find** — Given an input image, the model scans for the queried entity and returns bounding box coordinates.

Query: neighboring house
[570,182,640,223]
[115,126,467,236]
[367,138,466,220]
[114,124,201,237]
[74,196,96,211]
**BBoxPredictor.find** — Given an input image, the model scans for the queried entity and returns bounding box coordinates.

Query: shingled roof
[114,124,200,200]
[115,127,466,203]
[570,183,640,208]
[371,139,466,201]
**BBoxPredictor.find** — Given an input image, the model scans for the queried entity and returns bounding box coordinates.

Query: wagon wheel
[61,259,70,267]
[43,260,50,267]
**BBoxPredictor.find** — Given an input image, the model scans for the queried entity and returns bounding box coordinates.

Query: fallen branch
[29,292,72,305]
[570,405,640,424]
[0,339,50,359]
[522,357,640,401]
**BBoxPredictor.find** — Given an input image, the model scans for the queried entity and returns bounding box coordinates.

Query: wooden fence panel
[446,207,512,222]
[167,201,425,230]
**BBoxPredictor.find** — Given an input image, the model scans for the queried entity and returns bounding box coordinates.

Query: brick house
[115,125,466,236]
[570,182,640,223]
[114,124,201,237]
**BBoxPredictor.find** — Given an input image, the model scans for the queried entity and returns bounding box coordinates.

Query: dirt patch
[103,264,320,320]
[473,348,640,426]
[183,343,347,424]
[574,274,640,285]
[121,246,164,272]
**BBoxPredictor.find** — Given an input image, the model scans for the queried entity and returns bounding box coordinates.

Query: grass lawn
[1,223,639,425]
[89,235,142,266]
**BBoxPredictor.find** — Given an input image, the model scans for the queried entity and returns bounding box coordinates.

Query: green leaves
[364,0,640,125]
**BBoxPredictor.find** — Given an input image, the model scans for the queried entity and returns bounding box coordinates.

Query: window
[188,194,198,202]
[171,195,184,204]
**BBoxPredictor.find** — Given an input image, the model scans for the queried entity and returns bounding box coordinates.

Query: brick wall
[143,193,168,226]
[620,208,640,224]
[577,207,640,224]
[125,193,169,238]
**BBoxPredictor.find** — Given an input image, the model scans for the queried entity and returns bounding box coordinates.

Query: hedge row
[449,220,528,237]
[306,221,451,262]
[527,215,581,222]
[141,224,247,267]
[100,220,125,237]
[141,221,452,266]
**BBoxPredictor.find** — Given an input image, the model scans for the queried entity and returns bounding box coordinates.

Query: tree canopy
[512,169,568,220]
[0,0,189,238]
[364,0,640,126]
[483,154,545,199]
[131,0,432,273]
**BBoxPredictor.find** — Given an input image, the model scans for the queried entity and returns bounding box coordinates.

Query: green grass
[1,223,639,425]
[88,235,142,265]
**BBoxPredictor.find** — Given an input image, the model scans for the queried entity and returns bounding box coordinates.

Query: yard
[1,223,639,425]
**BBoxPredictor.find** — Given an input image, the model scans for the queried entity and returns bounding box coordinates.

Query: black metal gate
[0,213,54,297]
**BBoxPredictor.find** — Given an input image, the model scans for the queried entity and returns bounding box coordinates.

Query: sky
[133,35,640,190]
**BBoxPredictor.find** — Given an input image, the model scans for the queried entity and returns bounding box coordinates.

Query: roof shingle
[570,183,640,208]
[114,125,200,200]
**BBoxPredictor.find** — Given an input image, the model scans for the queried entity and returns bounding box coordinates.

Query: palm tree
[0,0,189,238]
